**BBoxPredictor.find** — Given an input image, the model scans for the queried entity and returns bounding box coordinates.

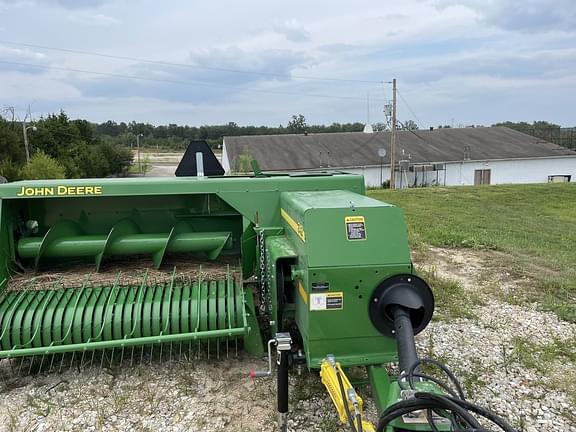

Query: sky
[0,0,575,127]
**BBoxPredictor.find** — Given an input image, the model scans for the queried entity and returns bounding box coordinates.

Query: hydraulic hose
[391,305,419,374]
[335,364,357,432]
[376,305,519,432]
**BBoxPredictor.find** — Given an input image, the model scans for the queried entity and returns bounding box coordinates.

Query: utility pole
[22,120,31,163]
[389,78,397,190]
[137,133,143,173]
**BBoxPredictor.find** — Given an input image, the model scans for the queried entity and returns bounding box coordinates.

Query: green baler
[0,173,516,432]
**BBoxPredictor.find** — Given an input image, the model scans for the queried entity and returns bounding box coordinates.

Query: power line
[0,60,388,102]
[396,88,424,129]
[0,39,384,85]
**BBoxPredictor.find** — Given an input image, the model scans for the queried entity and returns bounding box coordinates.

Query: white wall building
[223,127,576,187]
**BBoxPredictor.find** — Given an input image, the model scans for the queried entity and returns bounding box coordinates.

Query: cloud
[187,46,313,81]
[401,48,576,84]
[0,44,50,74]
[434,0,576,32]
[66,11,119,26]
[0,0,110,9]
[273,19,311,42]
[74,46,313,103]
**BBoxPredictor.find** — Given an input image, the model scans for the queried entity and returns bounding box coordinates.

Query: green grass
[417,267,481,321]
[368,183,576,321]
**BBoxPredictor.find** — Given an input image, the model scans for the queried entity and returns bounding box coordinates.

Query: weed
[25,393,53,417]
[7,412,18,432]
[510,336,576,408]
[417,267,477,320]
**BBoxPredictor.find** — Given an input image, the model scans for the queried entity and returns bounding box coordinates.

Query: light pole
[378,148,387,187]
[22,121,37,163]
[136,133,143,173]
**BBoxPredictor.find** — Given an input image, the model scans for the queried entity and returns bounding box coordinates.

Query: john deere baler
[0,173,517,432]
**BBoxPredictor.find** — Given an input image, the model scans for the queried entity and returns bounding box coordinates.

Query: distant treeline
[494,121,576,149]
[96,115,366,151]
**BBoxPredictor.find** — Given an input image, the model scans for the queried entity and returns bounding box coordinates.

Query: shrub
[0,159,22,182]
[20,151,66,180]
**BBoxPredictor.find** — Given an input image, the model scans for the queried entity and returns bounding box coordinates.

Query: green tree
[236,146,254,173]
[20,150,66,180]
[401,120,419,130]
[0,117,25,164]
[492,120,575,148]
[287,114,307,133]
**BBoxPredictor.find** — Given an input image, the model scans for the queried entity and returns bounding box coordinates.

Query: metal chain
[263,235,272,316]
[257,229,269,315]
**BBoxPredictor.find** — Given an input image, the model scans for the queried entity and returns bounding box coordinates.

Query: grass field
[369,183,576,322]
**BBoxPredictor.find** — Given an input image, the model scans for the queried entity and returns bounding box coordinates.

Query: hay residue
[5,254,242,291]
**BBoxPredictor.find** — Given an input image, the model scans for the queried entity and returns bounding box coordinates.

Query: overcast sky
[0,0,575,127]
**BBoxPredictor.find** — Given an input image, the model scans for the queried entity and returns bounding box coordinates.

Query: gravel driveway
[1,247,575,431]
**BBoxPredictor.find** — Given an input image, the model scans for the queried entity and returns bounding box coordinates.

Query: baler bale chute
[0,159,519,431]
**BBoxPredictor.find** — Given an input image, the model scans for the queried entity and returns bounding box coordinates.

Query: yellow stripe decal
[281,208,306,242]
[298,281,308,305]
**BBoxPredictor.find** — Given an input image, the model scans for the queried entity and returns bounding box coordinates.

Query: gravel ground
[1,247,575,431]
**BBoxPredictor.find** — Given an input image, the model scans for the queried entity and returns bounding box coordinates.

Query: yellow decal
[345,215,367,241]
[16,186,103,197]
[310,292,344,311]
[345,216,365,223]
[281,208,306,242]
[298,280,308,305]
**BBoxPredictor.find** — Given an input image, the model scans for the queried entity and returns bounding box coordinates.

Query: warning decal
[345,216,367,240]
[309,292,344,311]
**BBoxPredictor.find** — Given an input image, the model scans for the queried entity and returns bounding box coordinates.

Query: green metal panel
[280,190,414,368]
[368,366,451,431]
[0,174,364,200]
[264,235,298,333]
[297,264,412,368]
[281,190,411,268]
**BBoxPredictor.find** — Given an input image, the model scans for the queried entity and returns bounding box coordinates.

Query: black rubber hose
[335,366,357,432]
[443,396,518,432]
[376,393,519,432]
[377,394,482,430]
[356,412,363,432]
[391,306,419,374]
[407,358,466,400]
[399,371,460,398]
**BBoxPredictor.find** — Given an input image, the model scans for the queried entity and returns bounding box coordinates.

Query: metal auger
[16,219,231,271]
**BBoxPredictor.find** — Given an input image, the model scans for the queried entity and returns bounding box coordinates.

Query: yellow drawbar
[320,357,375,432]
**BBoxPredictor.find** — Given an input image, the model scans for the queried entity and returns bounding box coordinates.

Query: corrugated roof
[224,127,576,171]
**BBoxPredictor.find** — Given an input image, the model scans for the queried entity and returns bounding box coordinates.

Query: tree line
[96,115,367,151]
[493,121,575,149]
